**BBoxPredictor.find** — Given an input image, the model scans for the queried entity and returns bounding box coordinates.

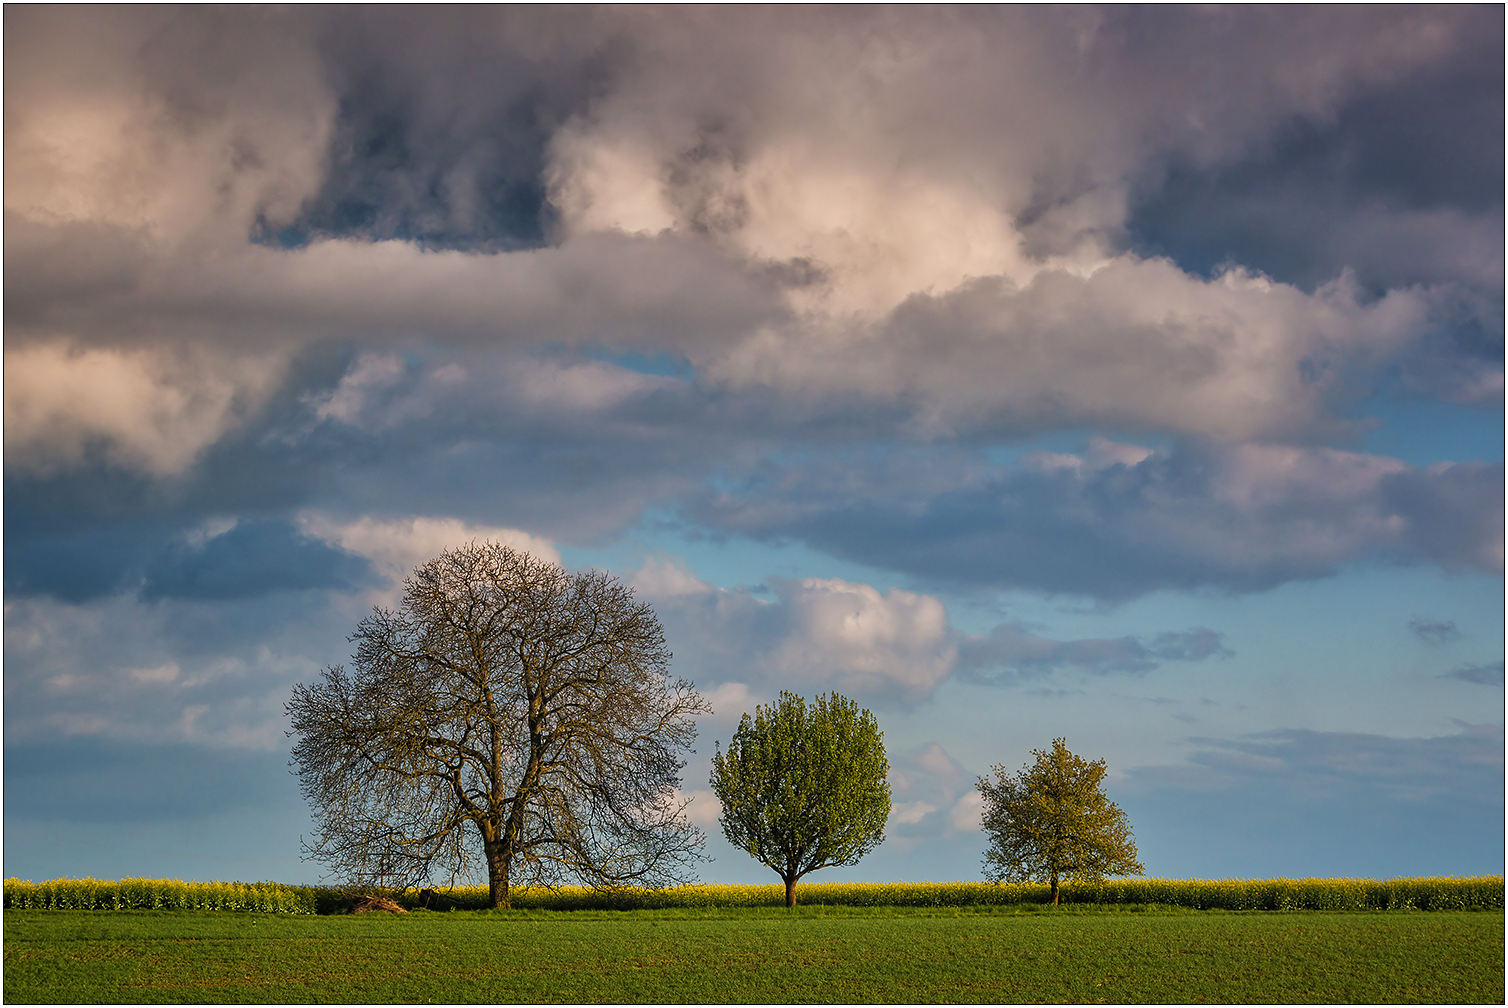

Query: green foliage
[710,691,890,904]
[978,738,1142,902]
[6,907,1503,1004]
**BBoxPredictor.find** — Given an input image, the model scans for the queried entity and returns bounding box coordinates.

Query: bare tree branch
[288,543,708,908]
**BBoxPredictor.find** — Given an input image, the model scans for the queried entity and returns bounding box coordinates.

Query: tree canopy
[710,690,890,907]
[287,542,708,909]
[978,738,1143,904]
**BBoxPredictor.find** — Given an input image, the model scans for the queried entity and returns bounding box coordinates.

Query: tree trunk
[1050,874,1059,906]
[486,837,511,910]
[784,874,798,908]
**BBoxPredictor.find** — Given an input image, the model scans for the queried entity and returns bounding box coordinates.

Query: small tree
[710,691,890,907]
[978,738,1143,905]
[287,543,708,909]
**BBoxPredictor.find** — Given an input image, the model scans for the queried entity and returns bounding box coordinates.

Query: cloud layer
[6,7,1501,480]
[4,8,1500,885]
[690,439,1503,599]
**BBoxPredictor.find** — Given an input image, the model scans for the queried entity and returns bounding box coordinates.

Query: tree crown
[977,738,1142,888]
[287,542,706,904]
[710,690,890,887]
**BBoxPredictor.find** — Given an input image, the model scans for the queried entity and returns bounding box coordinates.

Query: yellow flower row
[3,877,318,913]
[6,875,1501,913]
[467,876,1504,911]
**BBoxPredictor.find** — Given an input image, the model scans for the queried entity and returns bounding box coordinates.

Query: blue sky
[5,6,1502,888]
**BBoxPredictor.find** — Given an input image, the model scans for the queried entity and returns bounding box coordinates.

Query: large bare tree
[287,543,708,909]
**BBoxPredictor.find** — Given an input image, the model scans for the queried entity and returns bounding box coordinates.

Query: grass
[5,906,1502,1004]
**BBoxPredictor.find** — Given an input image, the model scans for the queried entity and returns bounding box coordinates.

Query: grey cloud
[1446,662,1505,687]
[3,343,366,604]
[1380,461,1506,572]
[957,625,1231,685]
[1410,618,1461,646]
[1119,725,1504,877]
[689,441,1504,600]
[1158,725,1505,801]
[6,339,1495,614]
[1129,31,1503,286]
[4,8,1499,610]
[141,519,375,601]
[3,590,345,749]
[294,8,627,250]
[5,515,184,602]
[4,224,783,355]
[4,346,738,584]
[294,353,745,547]
[699,260,1430,445]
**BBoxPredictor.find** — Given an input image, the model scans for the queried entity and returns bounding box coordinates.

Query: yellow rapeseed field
[3,877,317,913]
[5,875,1501,912]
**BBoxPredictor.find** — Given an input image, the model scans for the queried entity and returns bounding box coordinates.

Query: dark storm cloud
[141,520,373,601]
[4,2,1500,694]
[292,350,760,544]
[1123,8,1504,408]
[290,8,624,250]
[1379,461,1507,571]
[1128,11,1504,292]
[1119,724,1505,878]
[3,346,367,603]
[4,514,183,602]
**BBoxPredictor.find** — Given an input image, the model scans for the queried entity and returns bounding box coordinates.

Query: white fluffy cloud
[3,342,287,476]
[767,579,956,706]
[701,263,1425,441]
[675,788,724,829]
[886,742,984,845]
[631,561,956,706]
[949,791,985,833]
[298,514,560,589]
[634,558,1233,705]
[4,7,333,242]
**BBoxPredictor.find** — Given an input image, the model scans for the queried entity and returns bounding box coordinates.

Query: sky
[4,6,1503,888]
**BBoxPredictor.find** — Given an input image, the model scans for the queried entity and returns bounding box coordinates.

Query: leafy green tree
[710,691,890,907]
[978,738,1143,905]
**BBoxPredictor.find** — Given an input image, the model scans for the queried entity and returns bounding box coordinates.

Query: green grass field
[6,906,1502,1004]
